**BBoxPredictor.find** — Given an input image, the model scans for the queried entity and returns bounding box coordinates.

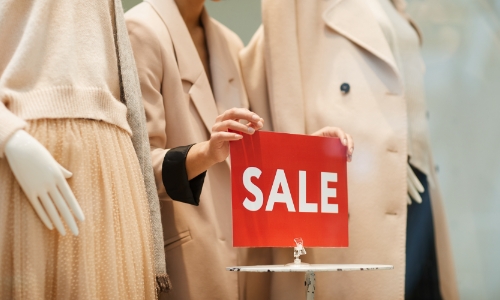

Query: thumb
[58,163,73,179]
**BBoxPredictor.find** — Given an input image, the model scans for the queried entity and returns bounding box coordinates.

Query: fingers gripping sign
[312,127,355,162]
[185,108,264,180]
[208,108,264,164]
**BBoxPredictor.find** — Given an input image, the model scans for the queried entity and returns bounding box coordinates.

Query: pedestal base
[305,271,316,300]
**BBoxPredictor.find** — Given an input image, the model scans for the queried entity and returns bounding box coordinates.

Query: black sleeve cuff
[162,144,206,206]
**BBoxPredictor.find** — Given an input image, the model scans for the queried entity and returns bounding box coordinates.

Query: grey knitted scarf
[113,0,170,294]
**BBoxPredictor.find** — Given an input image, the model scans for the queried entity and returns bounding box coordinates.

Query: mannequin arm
[4,130,85,235]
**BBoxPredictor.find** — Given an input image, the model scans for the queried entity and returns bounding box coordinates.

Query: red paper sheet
[230,131,349,247]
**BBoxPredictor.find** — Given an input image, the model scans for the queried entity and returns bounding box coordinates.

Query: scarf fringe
[156,274,172,294]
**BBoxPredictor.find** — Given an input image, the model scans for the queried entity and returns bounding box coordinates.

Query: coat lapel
[323,0,401,79]
[146,0,219,133]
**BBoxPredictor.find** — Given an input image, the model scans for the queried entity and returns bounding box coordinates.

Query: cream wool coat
[240,0,459,299]
[126,1,271,299]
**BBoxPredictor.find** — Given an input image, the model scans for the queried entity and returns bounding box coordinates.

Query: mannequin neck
[174,0,205,30]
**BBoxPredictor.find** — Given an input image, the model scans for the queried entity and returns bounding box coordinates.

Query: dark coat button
[340,83,350,94]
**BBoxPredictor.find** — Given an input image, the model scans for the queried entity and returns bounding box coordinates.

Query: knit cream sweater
[0,0,131,157]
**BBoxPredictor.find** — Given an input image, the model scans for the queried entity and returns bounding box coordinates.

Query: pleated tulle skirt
[0,119,156,299]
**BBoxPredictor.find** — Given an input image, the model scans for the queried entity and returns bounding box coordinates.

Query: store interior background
[122,0,500,298]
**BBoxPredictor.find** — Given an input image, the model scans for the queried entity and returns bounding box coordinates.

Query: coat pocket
[164,230,192,252]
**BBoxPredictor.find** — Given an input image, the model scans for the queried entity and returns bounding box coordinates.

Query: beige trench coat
[240,0,459,299]
[126,0,271,299]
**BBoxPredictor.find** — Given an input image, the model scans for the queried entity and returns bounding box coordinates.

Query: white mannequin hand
[407,163,425,205]
[4,130,85,235]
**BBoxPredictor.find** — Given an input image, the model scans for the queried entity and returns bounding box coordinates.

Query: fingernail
[252,114,260,121]
[235,134,243,139]
[257,121,263,128]
[247,127,255,134]
[343,138,347,145]
[349,147,353,154]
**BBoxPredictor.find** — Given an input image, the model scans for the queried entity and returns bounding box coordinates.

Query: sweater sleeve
[0,0,126,157]
[0,102,27,158]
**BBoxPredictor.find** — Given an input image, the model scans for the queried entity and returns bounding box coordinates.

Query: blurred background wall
[122,0,262,44]
[122,0,500,298]
[406,1,500,299]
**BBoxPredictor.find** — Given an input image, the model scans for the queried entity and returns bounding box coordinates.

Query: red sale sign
[230,131,348,248]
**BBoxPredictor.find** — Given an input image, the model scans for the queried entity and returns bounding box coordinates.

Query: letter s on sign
[243,167,263,211]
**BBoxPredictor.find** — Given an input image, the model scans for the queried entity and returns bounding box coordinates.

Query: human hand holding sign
[186,108,264,180]
[4,130,85,236]
[312,127,354,162]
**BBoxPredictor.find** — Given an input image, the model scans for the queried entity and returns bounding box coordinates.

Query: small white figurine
[293,237,307,264]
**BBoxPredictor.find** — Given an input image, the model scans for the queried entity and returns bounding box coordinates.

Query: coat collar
[323,0,401,80]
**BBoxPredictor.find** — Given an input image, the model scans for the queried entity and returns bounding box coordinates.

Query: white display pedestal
[227,264,393,300]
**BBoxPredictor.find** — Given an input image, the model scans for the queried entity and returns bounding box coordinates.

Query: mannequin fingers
[407,164,424,193]
[27,194,54,230]
[57,178,84,222]
[408,182,422,203]
[213,120,255,134]
[407,195,412,205]
[39,193,66,235]
[414,178,424,194]
[50,187,79,236]
[58,163,73,179]
[407,177,422,204]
